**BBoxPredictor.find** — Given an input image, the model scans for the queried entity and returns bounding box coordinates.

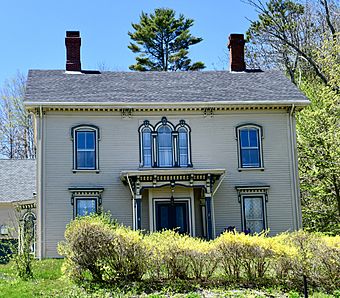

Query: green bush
[58,214,147,284]
[58,214,340,293]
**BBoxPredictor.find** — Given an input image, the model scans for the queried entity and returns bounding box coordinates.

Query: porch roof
[121,168,225,178]
[120,168,225,190]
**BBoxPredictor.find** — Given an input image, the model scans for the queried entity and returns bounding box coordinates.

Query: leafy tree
[244,0,339,86]
[297,82,340,234]
[244,0,340,234]
[128,8,205,71]
[0,73,35,159]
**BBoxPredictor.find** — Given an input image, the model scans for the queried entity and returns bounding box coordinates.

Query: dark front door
[156,201,189,234]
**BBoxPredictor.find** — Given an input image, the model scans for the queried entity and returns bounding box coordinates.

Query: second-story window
[72,125,99,171]
[142,127,152,167]
[139,117,192,168]
[178,127,189,167]
[158,125,173,167]
[236,124,263,169]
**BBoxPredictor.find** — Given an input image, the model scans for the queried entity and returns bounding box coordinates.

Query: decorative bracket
[121,108,133,118]
[203,107,214,118]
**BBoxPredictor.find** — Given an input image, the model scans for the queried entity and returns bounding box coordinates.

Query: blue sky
[0,0,258,86]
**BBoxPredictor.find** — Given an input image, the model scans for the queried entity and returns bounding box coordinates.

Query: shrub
[58,214,147,284]
[146,230,191,280]
[214,231,284,283]
[59,215,340,293]
[279,231,340,292]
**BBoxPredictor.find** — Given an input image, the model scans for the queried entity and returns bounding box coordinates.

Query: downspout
[126,174,136,230]
[38,105,44,259]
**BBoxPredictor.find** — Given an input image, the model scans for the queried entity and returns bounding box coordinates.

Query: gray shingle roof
[0,160,36,202]
[24,70,309,105]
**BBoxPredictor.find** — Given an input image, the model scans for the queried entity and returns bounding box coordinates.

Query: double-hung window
[72,125,99,171]
[237,124,263,169]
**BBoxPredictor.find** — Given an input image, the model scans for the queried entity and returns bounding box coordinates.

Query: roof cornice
[24,99,310,110]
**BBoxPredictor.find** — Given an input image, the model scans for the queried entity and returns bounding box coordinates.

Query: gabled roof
[24,70,309,106]
[0,160,36,203]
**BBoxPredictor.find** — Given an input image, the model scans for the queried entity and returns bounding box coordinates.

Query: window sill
[72,169,100,174]
[238,167,265,172]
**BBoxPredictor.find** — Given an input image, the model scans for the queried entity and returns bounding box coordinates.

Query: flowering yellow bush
[58,214,340,292]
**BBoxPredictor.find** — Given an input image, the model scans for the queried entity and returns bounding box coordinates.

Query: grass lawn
[0,259,338,298]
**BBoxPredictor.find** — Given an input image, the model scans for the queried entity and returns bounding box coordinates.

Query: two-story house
[24,31,309,259]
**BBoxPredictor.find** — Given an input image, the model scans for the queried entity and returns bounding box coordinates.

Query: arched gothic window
[141,127,152,167]
[139,117,192,168]
[157,125,173,167]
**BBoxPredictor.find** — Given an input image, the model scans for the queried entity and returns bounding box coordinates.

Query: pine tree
[128,8,205,71]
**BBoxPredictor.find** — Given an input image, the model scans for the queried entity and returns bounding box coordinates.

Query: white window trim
[236,124,264,170]
[72,125,100,172]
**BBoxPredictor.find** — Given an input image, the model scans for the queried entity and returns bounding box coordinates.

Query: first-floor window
[76,198,97,216]
[242,196,265,234]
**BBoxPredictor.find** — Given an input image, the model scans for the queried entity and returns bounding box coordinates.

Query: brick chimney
[65,31,81,71]
[228,34,246,72]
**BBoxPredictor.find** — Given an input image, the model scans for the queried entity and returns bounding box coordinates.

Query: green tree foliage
[297,38,340,234]
[128,8,205,71]
[245,0,340,234]
[297,82,340,234]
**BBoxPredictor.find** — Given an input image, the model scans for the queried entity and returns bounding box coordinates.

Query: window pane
[249,129,259,147]
[76,199,96,216]
[158,125,172,167]
[143,129,151,147]
[86,132,95,149]
[77,132,86,149]
[85,151,95,168]
[249,149,260,167]
[244,197,264,234]
[241,149,251,166]
[77,151,86,168]
[240,130,249,147]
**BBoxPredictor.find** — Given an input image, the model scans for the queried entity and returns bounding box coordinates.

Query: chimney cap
[66,31,80,38]
[65,30,81,71]
[228,34,245,48]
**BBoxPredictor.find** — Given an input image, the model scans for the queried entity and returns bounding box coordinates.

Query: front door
[156,201,189,234]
